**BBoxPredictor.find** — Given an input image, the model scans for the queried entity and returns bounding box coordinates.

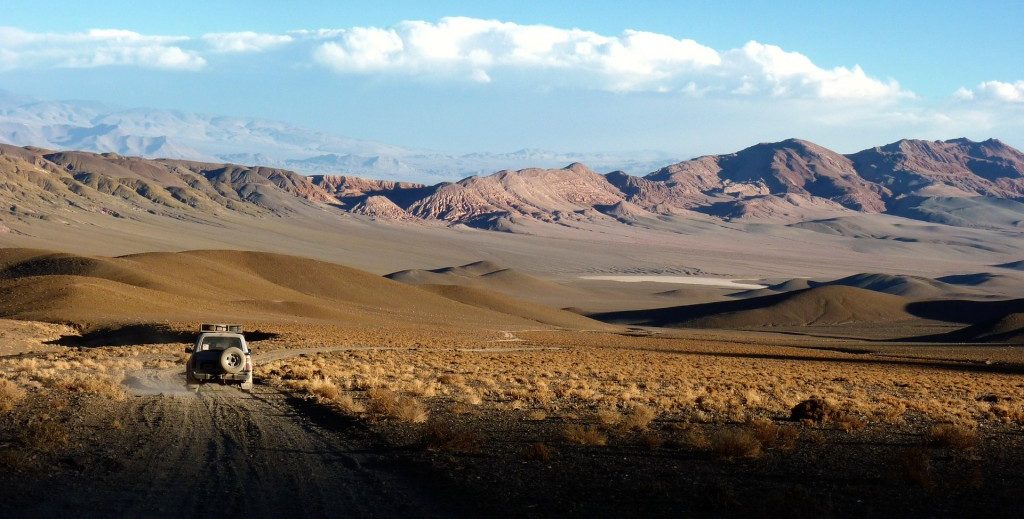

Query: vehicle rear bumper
[190,372,250,383]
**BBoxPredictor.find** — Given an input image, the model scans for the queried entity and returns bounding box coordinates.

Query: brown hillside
[0,248,564,329]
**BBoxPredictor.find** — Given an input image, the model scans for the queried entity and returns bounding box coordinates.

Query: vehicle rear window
[201,336,243,350]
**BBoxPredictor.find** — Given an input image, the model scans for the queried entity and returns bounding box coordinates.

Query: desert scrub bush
[56,374,126,401]
[367,388,429,423]
[306,378,342,403]
[750,418,799,452]
[525,409,547,421]
[595,408,622,427]
[711,429,762,459]
[928,423,978,451]
[679,427,711,450]
[563,425,608,446]
[639,431,664,450]
[621,405,656,431]
[0,379,26,413]
[523,442,554,462]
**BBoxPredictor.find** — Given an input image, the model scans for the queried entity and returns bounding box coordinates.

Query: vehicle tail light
[244,357,252,372]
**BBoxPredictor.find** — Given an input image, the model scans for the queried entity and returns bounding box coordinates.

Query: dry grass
[621,405,656,431]
[525,409,547,421]
[0,379,26,413]
[639,431,663,450]
[262,333,1024,431]
[928,423,978,451]
[563,425,608,446]
[368,388,429,423]
[595,408,623,427]
[711,429,762,459]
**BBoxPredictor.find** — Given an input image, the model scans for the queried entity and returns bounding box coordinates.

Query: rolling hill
[0,249,602,331]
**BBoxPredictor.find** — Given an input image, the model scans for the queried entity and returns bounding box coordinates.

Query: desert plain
[0,141,1022,517]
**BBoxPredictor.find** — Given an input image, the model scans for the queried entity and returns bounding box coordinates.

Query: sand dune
[0,248,599,330]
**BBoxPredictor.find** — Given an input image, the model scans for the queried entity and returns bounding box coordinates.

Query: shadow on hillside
[47,323,279,347]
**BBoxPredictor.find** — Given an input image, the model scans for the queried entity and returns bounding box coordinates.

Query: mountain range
[0,90,675,183]
[1,136,1022,233]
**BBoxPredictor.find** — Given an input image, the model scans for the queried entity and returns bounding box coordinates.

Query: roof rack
[200,323,242,333]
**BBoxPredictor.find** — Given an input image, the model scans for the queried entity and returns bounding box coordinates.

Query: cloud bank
[0,27,205,70]
[309,17,908,101]
[0,19,909,101]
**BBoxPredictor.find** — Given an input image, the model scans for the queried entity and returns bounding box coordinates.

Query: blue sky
[1,0,1022,155]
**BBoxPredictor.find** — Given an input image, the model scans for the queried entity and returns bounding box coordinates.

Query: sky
[1,0,1022,156]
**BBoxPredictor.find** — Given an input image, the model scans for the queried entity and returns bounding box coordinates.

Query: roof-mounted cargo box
[201,323,242,333]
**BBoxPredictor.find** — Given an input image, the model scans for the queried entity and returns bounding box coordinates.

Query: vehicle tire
[220,347,245,374]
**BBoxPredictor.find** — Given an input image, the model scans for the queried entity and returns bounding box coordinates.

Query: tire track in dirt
[10,348,458,518]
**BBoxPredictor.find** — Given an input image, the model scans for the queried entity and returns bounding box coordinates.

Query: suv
[185,324,253,390]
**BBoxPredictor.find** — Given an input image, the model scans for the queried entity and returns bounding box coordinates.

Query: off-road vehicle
[185,324,253,390]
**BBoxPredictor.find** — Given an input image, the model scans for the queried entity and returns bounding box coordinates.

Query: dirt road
[6,353,461,518]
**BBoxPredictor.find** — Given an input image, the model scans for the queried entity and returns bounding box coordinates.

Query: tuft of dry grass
[0,379,26,413]
[928,423,978,451]
[525,409,547,421]
[711,429,762,459]
[55,374,126,401]
[563,424,608,446]
[307,378,342,402]
[679,427,711,450]
[595,408,623,427]
[368,388,429,423]
[523,442,554,462]
[621,405,656,431]
[639,431,663,450]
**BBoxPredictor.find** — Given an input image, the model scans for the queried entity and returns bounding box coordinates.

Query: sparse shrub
[750,418,781,446]
[711,429,762,459]
[307,378,341,402]
[55,374,127,401]
[525,409,547,421]
[680,428,711,450]
[563,425,608,446]
[791,397,830,423]
[929,423,978,451]
[596,408,623,427]
[368,388,428,423]
[0,379,25,413]
[804,429,826,445]
[640,431,663,450]
[419,421,480,452]
[523,442,554,462]
[621,405,656,431]
[832,411,867,432]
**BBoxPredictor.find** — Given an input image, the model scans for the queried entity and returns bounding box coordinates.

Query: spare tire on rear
[220,347,245,374]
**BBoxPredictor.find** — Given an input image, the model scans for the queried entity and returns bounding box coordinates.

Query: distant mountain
[1,136,1022,233]
[0,90,677,183]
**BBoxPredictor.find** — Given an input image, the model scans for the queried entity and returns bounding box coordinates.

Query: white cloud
[0,26,205,70]
[202,31,293,53]
[310,17,908,101]
[954,80,1024,103]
